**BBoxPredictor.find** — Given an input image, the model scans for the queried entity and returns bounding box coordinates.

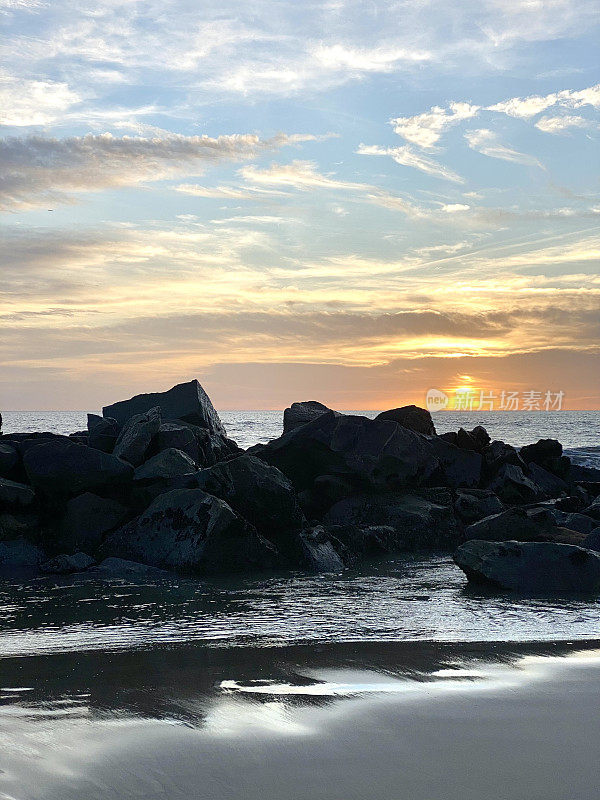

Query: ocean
[2,408,599,467]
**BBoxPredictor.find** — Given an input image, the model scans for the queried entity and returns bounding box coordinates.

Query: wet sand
[1,640,599,800]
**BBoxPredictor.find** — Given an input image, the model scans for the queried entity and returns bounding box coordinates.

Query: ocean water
[2,408,599,466]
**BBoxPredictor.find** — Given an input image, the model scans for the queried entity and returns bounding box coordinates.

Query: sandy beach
[1,640,599,800]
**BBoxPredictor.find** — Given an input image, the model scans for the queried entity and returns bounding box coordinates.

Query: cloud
[0,131,311,210]
[357,144,464,183]
[534,115,590,133]
[0,71,81,126]
[239,160,370,192]
[390,102,480,148]
[464,129,543,167]
[488,83,600,118]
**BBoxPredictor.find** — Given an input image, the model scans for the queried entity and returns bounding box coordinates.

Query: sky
[1,0,599,411]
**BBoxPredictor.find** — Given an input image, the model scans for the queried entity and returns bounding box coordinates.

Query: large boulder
[87,414,119,453]
[155,423,199,463]
[428,436,482,488]
[133,448,197,483]
[487,463,540,504]
[323,491,460,550]
[583,497,600,521]
[0,511,39,542]
[464,506,555,543]
[91,557,169,577]
[0,442,19,479]
[582,529,600,552]
[112,407,161,467]
[195,454,305,557]
[255,411,439,493]
[454,489,503,523]
[101,488,277,574]
[454,539,600,593]
[375,405,436,436]
[527,463,568,498]
[520,438,569,478]
[483,440,526,474]
[23,439,133,499]
[550,510,597,535]
[56,492,128,553]
[0,477,35,509]
[283,401,332,434]
[103,379,226,435]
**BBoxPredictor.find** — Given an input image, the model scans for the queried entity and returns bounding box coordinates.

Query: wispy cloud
[390,102,480,148]
[357,144,464,183]
[464,129,543,167]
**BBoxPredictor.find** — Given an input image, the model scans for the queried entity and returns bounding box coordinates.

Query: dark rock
[0,511,39,542]
[375,405,436,436]
[555,492,588,513]
[488,463,540,504]
[0,538,44,568]
[520,438,562,466]
[527,463,568,497]
[87,414,119,453]
[256,411,439,493]
[156,423,199,463]
[40,552,95,575]
[0,477,35,509]
[323,492,460,550]
[283,401,332,434]
[0,442,19,479]
[102,488,277,574]
[550,528,588,546]
[327,524,397,556]
[103,379,226,435]
[439,431,458,445]
[582,529,600,552]
[456,428,478,451]
[91,557,169,577]
[429,436,482,488]
[454,539,600,593]
[299,526,347,571]
[195,454,305,557]
[113,407,161,467]
[134,448,197,483]
[469,425,491,451]
[56,493,128,553]
[464,507,555,543]
[583,497,600,521]
[24,439,133,499]
[483,441,526,474]
[454,490,503,523]
[185,425,239,467]
[550,510,597,535]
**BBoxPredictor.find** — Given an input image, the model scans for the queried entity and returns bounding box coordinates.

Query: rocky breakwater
[1,387,600,592]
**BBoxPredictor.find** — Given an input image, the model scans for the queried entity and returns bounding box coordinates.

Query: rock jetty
[1,379,600,593]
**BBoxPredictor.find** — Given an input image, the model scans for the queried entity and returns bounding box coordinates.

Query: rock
[101,488,277,574]
[375,405,436,436]
[327,524,397,556]
[112,407,161,467]
[582,529,600,552]
[256,411,439,493]
[454,490,504,523]
[0,477,35,509]
[550,510,597,535]
[87,414,119,453]
[454,539,600,593]
[91,557,169,577]
[583,497,600,521]
[469,426,491,451]
[193,427,240,467]
[439,431,458,446]
[24,439,133,499]
[520,438,562,466]
[0,442,19,479]
[323,492,460,550]
[488,463,540,504]
[103,379,226,435]
[57,493,128,553]
[550,528,588,546]
[283,401,331,434]
[133,448,197,483]
[483,441,526,474]
[0,537,44,568]
[428,436,482,488]
[299,526,346,572]
[156,423,199,463]
[527,463,568,498]
[0,512,39,542]
[40,552,95,575]
[464,507,555,543]
[195,454,305,557]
